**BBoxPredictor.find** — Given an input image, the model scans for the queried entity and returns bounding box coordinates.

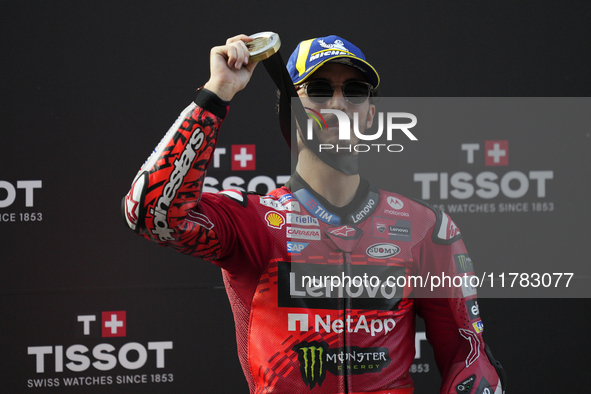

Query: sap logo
[287,242,309,254]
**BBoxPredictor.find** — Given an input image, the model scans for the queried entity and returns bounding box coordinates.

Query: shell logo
[265,211,285,229]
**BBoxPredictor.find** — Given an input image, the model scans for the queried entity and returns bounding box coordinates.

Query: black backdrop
[1,1,590,392]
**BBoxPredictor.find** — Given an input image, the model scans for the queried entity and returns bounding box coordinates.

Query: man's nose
[326,86,347,110]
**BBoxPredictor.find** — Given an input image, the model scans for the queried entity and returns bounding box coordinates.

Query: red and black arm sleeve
[413,205,505,394]
[122,89,231,260]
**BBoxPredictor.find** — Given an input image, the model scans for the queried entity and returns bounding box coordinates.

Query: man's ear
[366,103,376,129]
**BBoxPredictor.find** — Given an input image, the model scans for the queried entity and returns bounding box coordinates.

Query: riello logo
[305,108,417,153]
[27,311,173,373]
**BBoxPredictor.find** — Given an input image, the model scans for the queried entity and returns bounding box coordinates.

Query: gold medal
[247,32,281,62]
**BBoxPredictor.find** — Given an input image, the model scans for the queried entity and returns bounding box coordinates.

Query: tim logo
[231,144,255,171]
[304,108,417,153]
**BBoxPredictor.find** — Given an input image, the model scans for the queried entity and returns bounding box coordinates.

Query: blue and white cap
[286,35,380,88]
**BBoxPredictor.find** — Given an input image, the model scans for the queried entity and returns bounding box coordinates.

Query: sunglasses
[298,80,375,105]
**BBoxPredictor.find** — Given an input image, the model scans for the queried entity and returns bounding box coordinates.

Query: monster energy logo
[454,253,473,274]
[293,341,328,389]
[293,341,391,388]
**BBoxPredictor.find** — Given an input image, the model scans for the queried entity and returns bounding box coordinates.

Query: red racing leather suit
[122,89,505,394]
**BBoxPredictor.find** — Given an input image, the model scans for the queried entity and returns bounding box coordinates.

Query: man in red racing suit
[122,34,505,394]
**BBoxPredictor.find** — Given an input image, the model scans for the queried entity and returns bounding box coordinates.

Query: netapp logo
[27,311,173,373]
[288,313,396,337]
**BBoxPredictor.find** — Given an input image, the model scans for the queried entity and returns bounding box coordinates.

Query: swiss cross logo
[485,140,508,166]
[231,144,256,171]
[102,311,126,337]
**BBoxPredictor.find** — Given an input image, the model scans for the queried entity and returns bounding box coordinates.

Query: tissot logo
[0,180,42,208]
[27,311,173,375]
[414,141,553,201]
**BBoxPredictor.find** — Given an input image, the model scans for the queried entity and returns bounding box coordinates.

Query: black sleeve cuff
[194,88,230,119]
